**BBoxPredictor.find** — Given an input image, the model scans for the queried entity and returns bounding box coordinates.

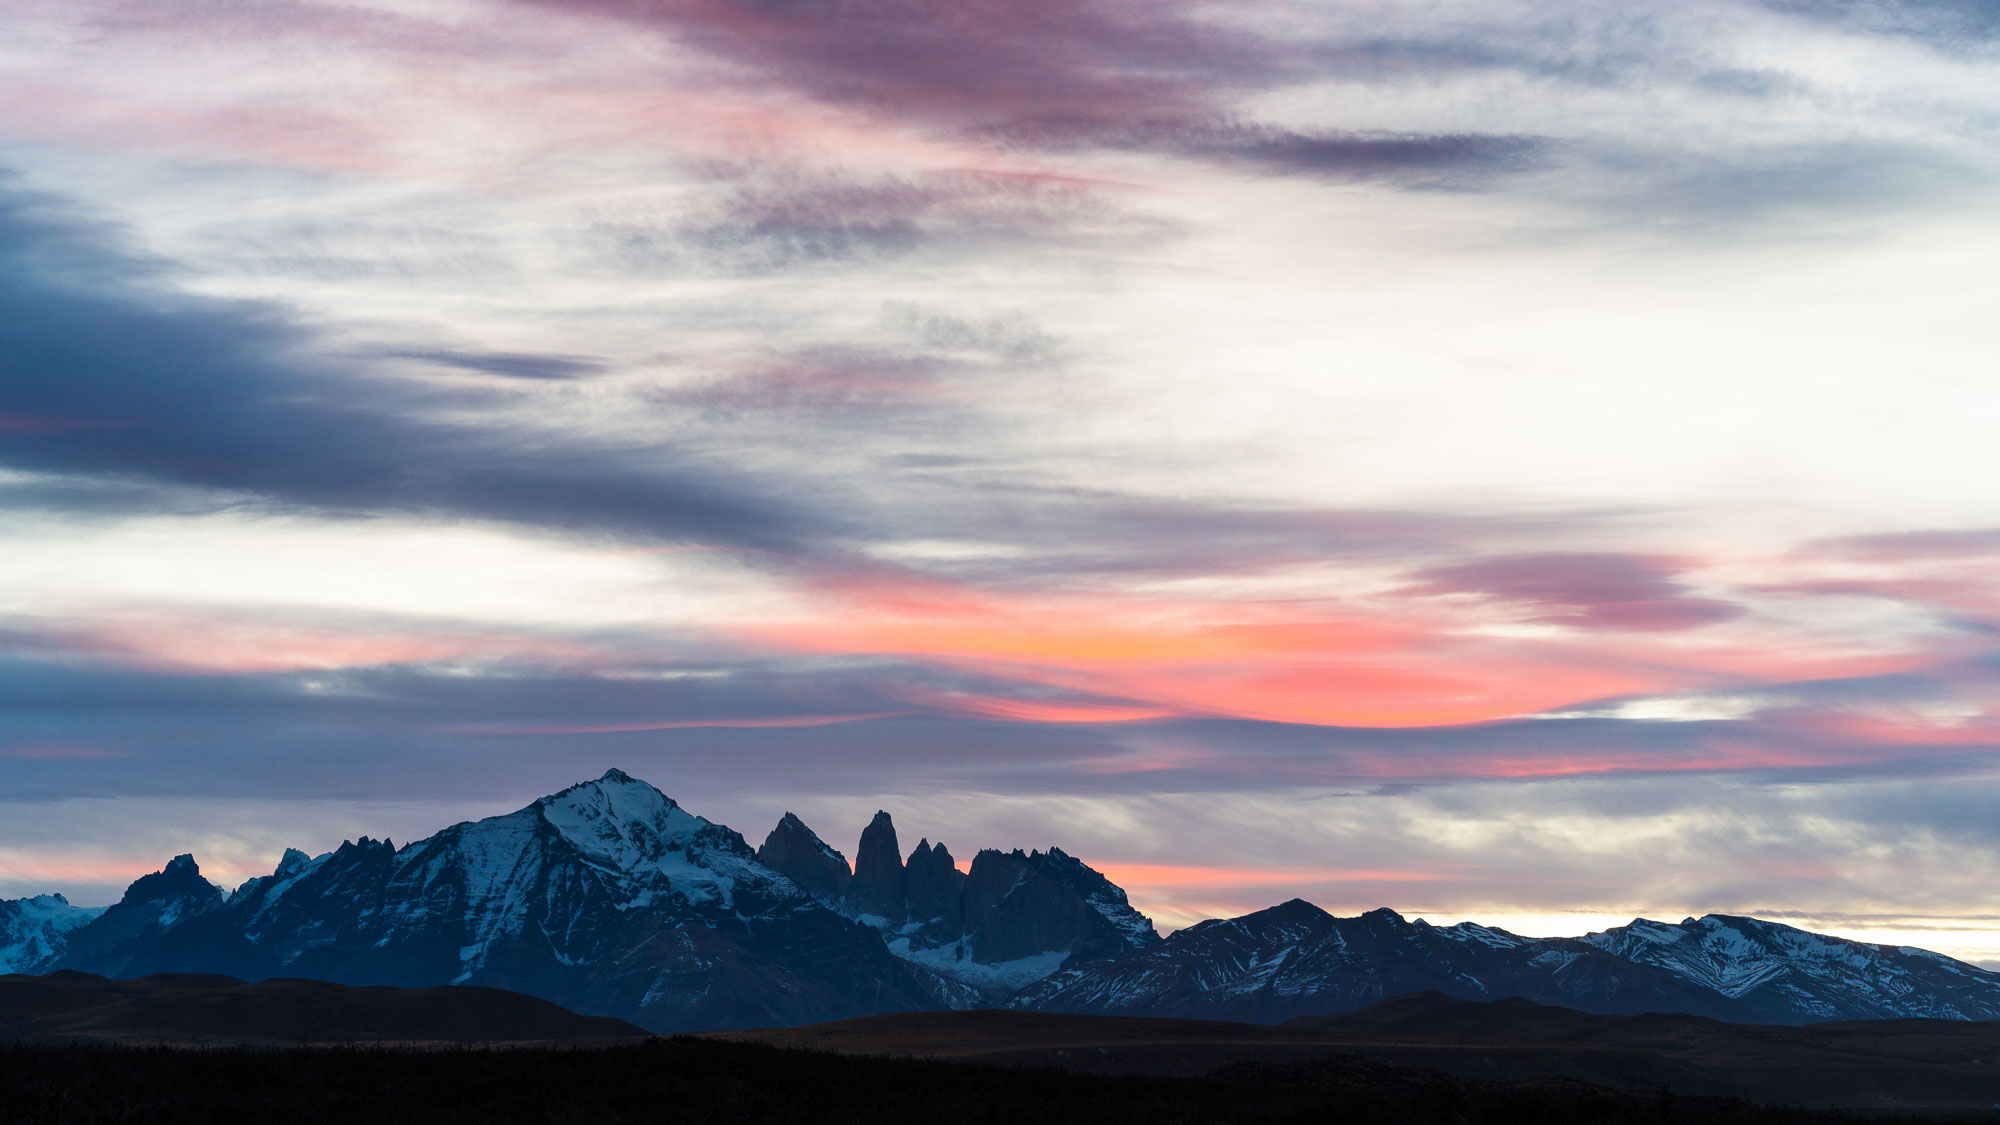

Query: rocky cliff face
[960,847,1157,965]
[756,813,852,906]
[848,811,908,924]
[903,839,965,933]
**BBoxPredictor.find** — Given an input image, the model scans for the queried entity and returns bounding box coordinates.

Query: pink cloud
[1407,552,1743,632]
[521,0,1243,132]
[447,712,908,734]
[732,567,1706,728]
[24,613,602,675]
[0,79,405,175]
[0,855,163,885]
[1805,528,2000,562]
[1096,863,1462,890]
[897,691,1176,724]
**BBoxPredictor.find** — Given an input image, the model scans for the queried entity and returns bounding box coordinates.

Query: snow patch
[888,936,1070,991]
[1439,921,1530,949]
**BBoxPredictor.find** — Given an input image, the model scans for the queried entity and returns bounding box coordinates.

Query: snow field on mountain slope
[0,895,101,973]
[887,937,1071,991]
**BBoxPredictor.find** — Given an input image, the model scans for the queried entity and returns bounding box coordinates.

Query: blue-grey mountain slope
[1578,914,2000,1022]
[48,854,224,977]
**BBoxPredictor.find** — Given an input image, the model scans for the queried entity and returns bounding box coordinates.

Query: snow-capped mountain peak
[534,768,718,871]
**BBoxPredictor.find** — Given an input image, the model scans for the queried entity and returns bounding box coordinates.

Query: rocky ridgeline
[757,808,1158,996]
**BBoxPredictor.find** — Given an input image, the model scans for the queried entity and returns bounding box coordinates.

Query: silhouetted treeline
[0,1039,1968,1125]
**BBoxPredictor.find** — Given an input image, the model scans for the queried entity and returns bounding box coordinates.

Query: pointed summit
[757,813,851,905]
[538,770,678,820]
[531,770,727,873]
[849,811,907,923]
[121,854,221,908]
[543,768,663,806]
[51,853,226,975]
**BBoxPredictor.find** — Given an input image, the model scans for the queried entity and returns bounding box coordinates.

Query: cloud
[528,0,1279,125]
[1758,0,2000,48]
[858,489,1583,586]
[1408,552,1743,631]
[382,349,606,381]
[2,635,1993,813]
[583,164,1172,281]
[648,304,1062,417]
[515,0,1541,186]
[1208,127,1548,185]
[0,180,819,552]
[1805,528,2000,561]
[989,115,1552,186]
[1582,139,1991,227]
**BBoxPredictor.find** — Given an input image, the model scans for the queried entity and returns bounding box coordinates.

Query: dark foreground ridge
[0,1037,1959,1125]
[0,970,647,1045]
[714,995,2000,1113]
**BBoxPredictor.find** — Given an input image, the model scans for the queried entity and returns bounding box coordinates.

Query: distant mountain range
[1013,899,2000,1025]
[5,770,1999,1032]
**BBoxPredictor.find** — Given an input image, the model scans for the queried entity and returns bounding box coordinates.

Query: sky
[2,0,1999,965]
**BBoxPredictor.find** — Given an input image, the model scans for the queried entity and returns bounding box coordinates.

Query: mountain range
[5,769,1998,1032]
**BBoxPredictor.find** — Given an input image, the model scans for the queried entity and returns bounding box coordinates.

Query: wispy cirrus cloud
[1757,0,2000,48]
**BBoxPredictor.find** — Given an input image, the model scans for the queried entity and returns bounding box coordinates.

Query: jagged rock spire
[849,810,907,923]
